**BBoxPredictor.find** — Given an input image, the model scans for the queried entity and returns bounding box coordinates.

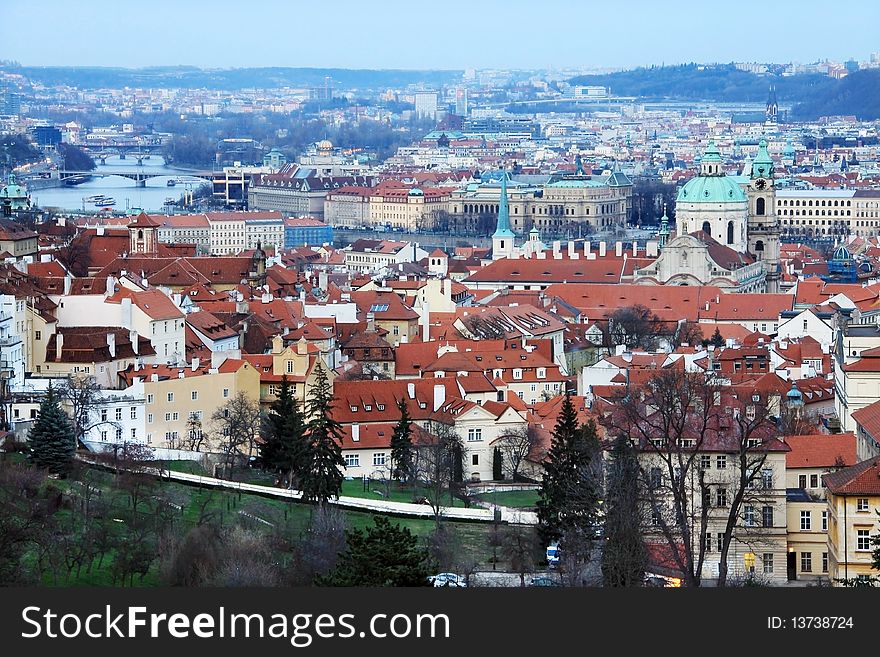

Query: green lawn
[474,489,539,509]
[339,478,470,508]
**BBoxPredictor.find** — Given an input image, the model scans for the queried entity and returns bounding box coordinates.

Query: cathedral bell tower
[747,139,781,292]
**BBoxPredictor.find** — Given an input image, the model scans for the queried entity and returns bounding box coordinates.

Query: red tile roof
[785,434,858,469]
[824,456,880,496]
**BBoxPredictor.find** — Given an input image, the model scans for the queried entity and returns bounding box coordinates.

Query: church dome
[677,140,747,204]
[677,175,747,204]
[317,139,333,151]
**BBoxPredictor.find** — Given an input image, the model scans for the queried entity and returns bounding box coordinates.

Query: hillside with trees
[568,64,880,120]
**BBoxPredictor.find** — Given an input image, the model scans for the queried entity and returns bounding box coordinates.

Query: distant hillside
[569,64,880,120]
[2,65,461,91]
[792,69,880,120]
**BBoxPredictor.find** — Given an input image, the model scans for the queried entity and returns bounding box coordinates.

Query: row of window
[100,428,138,441]
[100,407,138,421]
[778,199,852,207]
[146,389,229,404]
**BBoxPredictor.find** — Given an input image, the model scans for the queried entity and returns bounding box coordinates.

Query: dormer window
[419,402,427,409]
[537,368,546,379]
[377,404,385,411]
[350,405,358,412]
[364,404,372,411]
[513,369,523,380]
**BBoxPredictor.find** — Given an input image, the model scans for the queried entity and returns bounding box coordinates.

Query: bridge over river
[58,169,216,187]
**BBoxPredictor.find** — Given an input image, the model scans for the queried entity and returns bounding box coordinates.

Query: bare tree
[602,305,663,351]
[56,375,119,449]
[666,319,704,349]
[602,369,718,587]
[211,393,261,480]
[413,422,467,527]
[494,427,540,481]
[501,524,540,587]
[602,369,785,587]
[183,413,206,451]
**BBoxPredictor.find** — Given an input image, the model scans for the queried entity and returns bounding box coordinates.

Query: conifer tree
[301,364,345,505]
[602,433,648,587]
[710,326,725,348]
[536,392,600,547]
[261,375,308,488]
[390,398,414,484]
[316,516,433,586]
[28,384,76,475]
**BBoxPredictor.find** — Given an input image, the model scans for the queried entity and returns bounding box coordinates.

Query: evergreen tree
[492,447,503,481]
[389,398,414,484]
[602,434,648,587]
[261,375,308,487]
[317,516,434,586]
[536,392,601,547]
[28,384,76,475]
[301,364,345,505]
[710,327,725,348]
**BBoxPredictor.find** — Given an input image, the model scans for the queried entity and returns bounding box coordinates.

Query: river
[30,155,210,213]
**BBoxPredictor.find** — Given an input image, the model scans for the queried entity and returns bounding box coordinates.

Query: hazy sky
[2,0,878,70]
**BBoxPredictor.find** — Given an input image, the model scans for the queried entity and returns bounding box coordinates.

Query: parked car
[428,572,467,587]
[529,576,561,587]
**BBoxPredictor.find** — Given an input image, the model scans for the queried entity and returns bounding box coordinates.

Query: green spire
[751,138,775,178]
[492,173,514,239]
[659,204,670,248]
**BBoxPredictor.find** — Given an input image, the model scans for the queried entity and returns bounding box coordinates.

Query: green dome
[677,175,747,204]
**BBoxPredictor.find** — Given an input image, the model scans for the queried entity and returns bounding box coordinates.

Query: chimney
[177,370,185,379]
[55,333,63,361]
[296,338,308,355]
[121,297,133,328]
[129,330,138,355]
[615,241,623,257]
[262,292,271,303]
[352,423,360,442]
[646,241,658,257]
[632,241,638,256]
[105,274,117,297]
[599,241,607,257]
[211,351,228,369]
[366,312,375,332]
[63,273,72,296]
[151,373,159,382]
[584,241,591,256]
[433,383,446,411]
[191,357,200,371]
[568,241,578,259]
[622,351,633,363]
[407,382,416,399]
[107,332,116,358]
[552,240,561,257]
[97,224,105,236]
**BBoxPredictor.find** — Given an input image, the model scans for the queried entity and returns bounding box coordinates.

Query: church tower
[491,173,516,260]
[765,86,779,126]
[128,211,160,255]
[747,139,781,292]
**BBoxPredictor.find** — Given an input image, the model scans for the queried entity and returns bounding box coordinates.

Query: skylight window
[369,303,390,313]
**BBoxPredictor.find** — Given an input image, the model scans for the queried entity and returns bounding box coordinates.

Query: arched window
[727,220,734,245]
[137,230,144,239]
[756,197,765,215]
[702,221,711,237]
[755,240,764,259]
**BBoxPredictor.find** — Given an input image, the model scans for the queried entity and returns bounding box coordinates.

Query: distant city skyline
[2,0,879,72]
